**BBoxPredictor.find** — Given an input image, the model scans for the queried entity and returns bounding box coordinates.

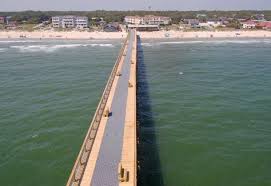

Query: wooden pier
[67,30,138,186]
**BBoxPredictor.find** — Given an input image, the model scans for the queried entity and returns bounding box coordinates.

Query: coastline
[0,30,271,39]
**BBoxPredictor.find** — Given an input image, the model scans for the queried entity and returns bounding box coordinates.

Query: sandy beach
[0,30,271,39]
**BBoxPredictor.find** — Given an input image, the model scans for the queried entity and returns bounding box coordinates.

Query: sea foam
[159,39,271,45]
[10,43,114,52]
[139,39,271,47]
[0,40,40,43]
[0,48,6,52]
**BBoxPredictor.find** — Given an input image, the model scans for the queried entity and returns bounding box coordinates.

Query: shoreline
[0,30,271,39]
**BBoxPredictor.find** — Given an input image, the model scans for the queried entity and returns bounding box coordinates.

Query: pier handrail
[67,33,130,186]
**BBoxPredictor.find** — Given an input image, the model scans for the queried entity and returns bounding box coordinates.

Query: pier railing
[67,33,130,186]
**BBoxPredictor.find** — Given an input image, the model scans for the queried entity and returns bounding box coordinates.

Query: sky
[1,0,271,11]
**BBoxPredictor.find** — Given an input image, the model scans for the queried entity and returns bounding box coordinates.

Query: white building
[207,21,222,28]
[52,16,89,28]
[199,22,210,28]
[61,16,76,28]
[144,15,172,25]
[242,21,256,29]
[52,16,61,28]
[124,15,171,25]
[76,16,89,28]
[124,16,144,25]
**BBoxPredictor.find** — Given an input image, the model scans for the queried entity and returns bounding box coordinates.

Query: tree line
[0,10,270,24]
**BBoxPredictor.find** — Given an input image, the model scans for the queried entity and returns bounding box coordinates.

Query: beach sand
[0,30,271,39]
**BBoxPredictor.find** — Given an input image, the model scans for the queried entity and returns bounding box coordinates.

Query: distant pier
[67,30,138,186]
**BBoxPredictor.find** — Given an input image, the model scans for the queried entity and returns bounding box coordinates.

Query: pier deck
[67,30,137,186]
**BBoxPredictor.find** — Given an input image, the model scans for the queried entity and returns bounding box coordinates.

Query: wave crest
[0,48,7,52]
[0,40,40,43]
[141,39,271,47]
[10,43,114,52]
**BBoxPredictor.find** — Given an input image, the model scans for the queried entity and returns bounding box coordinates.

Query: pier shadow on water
[137,36,164,186]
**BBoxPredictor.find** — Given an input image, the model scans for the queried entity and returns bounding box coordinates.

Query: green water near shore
[139,39,271,186]
[1,38,271,186]
[0,40,120,185]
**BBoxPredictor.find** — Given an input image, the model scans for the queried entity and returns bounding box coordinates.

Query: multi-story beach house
[75,16,89,28]
[207,20,223,28]
[124,16,144,25]
[255,14,265,21]
[52,16,89,29]
[52,16,61,28]
[143,15,172,25]
[242,20,256,29]
[124,15,171,25]
[61,16,76,28]
[0,16,5,24]
[183,19,200,28]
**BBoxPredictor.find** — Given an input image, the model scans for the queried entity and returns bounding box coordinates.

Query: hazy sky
[1,0,271,11]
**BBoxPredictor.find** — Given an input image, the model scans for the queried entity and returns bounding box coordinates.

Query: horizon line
[0,9,270,13]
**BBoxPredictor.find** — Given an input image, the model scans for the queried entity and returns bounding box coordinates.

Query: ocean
[1,38,271,186]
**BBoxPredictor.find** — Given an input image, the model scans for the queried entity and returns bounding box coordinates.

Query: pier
[67,30,138,186]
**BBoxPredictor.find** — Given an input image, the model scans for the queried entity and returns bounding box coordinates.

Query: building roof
[184,19,200,25]
[144,15,171,19]
[257,21,271,28]
[125,16,142,19]
[125,15,171,20]
[53,15,88,18]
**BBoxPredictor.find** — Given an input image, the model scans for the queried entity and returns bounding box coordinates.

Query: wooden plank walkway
[67,30,137,186]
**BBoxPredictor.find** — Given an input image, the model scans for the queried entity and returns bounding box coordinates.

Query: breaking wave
[141,43,153,47]
[10,43,114,52]
[0,40,40,43]
[159,39,271,45]
[140,39,271,47]
[0,48,7,52]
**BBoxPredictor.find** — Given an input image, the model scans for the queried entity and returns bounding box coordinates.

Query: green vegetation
[226,19,242,29]
[0,10,270,24]
[20,24,36,31]
[0,24,4,30]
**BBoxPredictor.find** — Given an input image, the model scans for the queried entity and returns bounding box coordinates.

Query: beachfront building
[0,16,5,24]
[143,15,172,25]
[207,20,223,28]
[183,19,200,28]
[52,16,89,29]
[62,16,76,28]
[256,21,271,30]
[255,14,265,21]
[103,22,121,32]
[124,15,170,31]
[124,16,144,25]
[124,15,171,25]
[76,16,89,28]
[198,22,210,28]
[52,16,61,28]
[5,21,17,29]
[242,21,256,29]
[198,21,224,29]
[219,17,230,25]
[127,24,159,31]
